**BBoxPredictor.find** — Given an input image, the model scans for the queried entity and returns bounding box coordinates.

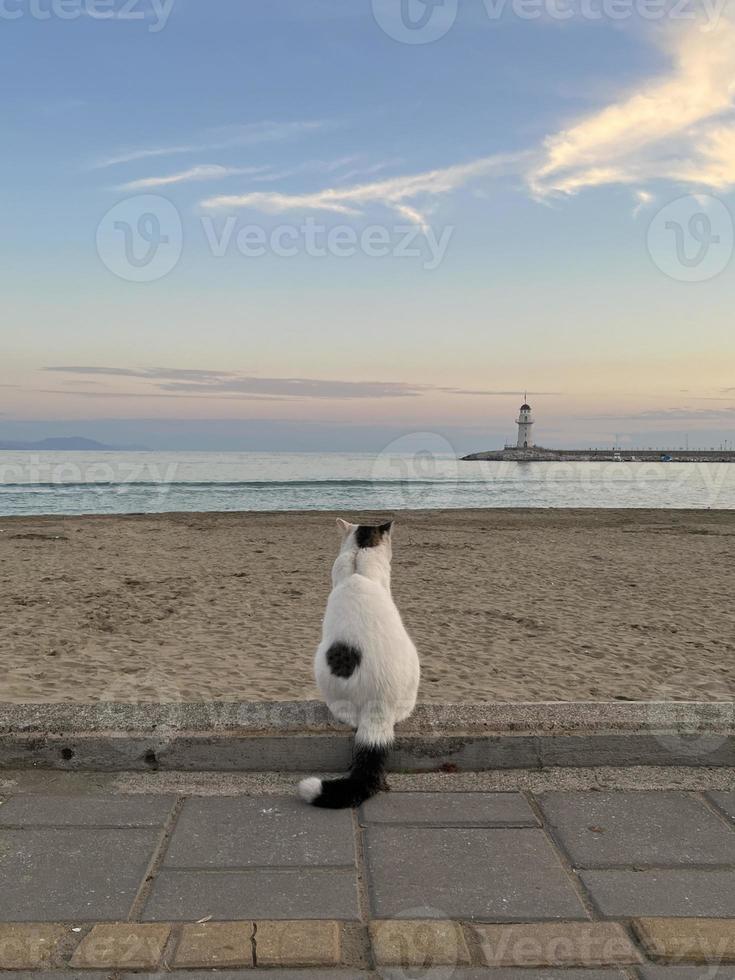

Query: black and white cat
[298,519,420,808]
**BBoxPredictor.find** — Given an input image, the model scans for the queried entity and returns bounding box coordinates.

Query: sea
[1,451,734,517]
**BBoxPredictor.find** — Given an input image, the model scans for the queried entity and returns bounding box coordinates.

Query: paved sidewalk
[0,785,735,977]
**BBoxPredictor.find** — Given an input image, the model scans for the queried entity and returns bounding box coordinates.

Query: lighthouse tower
[516,396,534,449]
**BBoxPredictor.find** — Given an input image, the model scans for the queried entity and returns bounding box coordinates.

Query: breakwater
[462,447,735,462]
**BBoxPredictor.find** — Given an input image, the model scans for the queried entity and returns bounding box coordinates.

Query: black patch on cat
[355,521,392,549]
[326,641,362,678]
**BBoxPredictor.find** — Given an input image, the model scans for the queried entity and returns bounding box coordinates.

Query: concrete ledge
[0,701,733,771]
[2,918,734,972]
[0,922,350,972]
[3,699,734,735]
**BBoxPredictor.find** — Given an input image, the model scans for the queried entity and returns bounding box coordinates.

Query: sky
[1,0,734,453]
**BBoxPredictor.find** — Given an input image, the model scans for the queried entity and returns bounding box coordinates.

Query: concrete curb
[4,699,735,734]
[1,701,733,771]
[6,917,731,972]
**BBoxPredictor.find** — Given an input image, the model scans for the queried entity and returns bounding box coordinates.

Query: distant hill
[0,437,149,451]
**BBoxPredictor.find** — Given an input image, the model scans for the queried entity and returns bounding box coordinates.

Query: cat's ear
[336,518,354,538]
[379,521,394,536]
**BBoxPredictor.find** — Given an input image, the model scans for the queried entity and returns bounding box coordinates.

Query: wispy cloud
[92,120,329,170]
[187,16,735,226]
[334,159,403,183]
[528,14,735,198]
[43,367,541,401]
[43,365,430,400]
[589,406,735,420]
[119,165,269,191]
[632,189,655,218]
[44,366,238,381]
[247,156,400,185]
[158,377,429,399]
[200,152,528,228]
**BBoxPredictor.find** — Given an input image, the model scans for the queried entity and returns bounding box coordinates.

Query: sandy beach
[0,508,733,704]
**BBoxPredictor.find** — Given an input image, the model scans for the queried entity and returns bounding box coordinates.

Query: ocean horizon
[1,450,734,517]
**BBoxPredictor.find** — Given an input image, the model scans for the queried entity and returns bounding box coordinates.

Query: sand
[0,508,733,704]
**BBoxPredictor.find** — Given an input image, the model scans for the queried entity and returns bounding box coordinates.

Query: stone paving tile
[370,919,471,966]
[365,827,586,920]
[581,870,735,917]
[538,792,735,868]
[633,918,735,962]
[163,796,355,867]
[0,974,113,980]
[255,920,341,967]
[0,794,176,827]
[174,921,253,968]
[70,923,171,970]
[0,828,159,921]
[471,922,640,967]
[128,975,626,980]
[638,967,735,980]
[361,792,538,826]
[0,924,69,969]
[710,792,735,823]
[124,973,374,979]
[17,967,640,980]
[380,971,631,980]
[143,869,359,921]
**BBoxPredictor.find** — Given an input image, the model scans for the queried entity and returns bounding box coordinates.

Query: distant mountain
[0,437,150,451]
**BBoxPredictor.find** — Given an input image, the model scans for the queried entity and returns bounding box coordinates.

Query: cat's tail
[298,716,393,809]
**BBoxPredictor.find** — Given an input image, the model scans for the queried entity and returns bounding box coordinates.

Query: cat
[298,519,420,809]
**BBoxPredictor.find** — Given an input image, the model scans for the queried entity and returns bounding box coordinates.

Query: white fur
[298,776,323,802]
[313,520,420,747]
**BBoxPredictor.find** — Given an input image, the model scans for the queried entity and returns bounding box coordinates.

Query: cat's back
[326,569,392,615]
[324,573,409,654]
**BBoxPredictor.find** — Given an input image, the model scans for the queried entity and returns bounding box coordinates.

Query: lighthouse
[516,396,534,449]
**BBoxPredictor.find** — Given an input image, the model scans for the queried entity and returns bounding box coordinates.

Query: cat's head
[336,518,393,557]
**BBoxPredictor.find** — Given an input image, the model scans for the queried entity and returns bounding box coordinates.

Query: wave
[0,477,481,493]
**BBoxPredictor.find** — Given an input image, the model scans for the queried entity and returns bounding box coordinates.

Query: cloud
[334,160,402,183]
[44,366,434,400]
[438,387,562,396]
[671,123,735,186]
[248,156,401,184]
[43,367,542,401]
[119,156,384,192]
[37,388,291,402]
[200,152,528,228]
[588,406,735,420]
[119,165,270,191]
[157,377,429,399]
[189,17,735,226]
[92,120,329,170]
[529,14,735,198]
[44,366,237,380]
[632,189,655,217]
